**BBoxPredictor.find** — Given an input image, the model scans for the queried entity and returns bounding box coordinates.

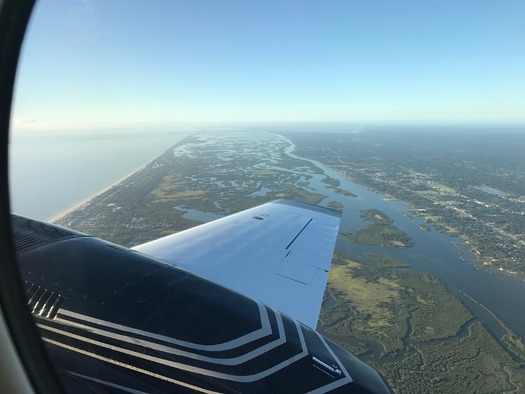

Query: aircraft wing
[133,199,341,329]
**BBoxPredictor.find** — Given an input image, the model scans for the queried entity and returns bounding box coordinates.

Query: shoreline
[48,133,195,224]
[48,163,147,223]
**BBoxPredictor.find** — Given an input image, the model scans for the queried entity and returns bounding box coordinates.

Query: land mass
[283,129,525,279]
[320,254,525,393]
[342,209,414,248]
[365,253,411,268]
[55,131,525,393]
[56,133,327,246]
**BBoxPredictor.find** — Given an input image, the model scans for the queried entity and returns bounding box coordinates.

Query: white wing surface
[132,200,341,328]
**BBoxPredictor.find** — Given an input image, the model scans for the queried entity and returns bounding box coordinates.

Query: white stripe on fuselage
[37,319,308,383]
[42,338,220,394]
[58,301,271,352]
[52,310,286,365]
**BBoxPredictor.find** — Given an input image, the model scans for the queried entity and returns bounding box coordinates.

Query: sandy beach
[47,134,194,224]
[49,163,147,223]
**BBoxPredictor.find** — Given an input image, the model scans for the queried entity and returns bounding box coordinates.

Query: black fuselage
[13,215,389,393]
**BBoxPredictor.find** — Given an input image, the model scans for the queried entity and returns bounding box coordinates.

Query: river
[274,134,525,342]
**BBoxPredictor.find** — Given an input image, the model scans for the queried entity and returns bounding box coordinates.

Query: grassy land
[321,255,471,351]
[365,252,411,268]
[319,254,525,393]
[335,188,357,197]
[429,181,457,194]
[327,200,344,211]
[375,322,525,394]
[321,175,358,197]
[322,176,340,188]
[343,209,414,248]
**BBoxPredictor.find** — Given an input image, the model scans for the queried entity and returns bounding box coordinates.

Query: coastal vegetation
[55,134,327,246]
[320,254,525,393]
[342,209,414,248]
[322,175,358,197]
[320,254,471,350]
[327,200,343,211]
[375,322,525,394]
[462,291,525,361]
[418,223,430,232]
[365,252,411,268]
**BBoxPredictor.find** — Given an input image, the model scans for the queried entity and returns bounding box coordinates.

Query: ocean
[9,130,193,220]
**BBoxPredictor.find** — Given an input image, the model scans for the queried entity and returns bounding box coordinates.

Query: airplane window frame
[0,0,64,392]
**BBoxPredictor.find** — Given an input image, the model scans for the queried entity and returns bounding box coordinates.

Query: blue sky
[10,0,525,132]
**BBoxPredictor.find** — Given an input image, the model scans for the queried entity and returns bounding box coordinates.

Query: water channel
[274,134,525,342]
